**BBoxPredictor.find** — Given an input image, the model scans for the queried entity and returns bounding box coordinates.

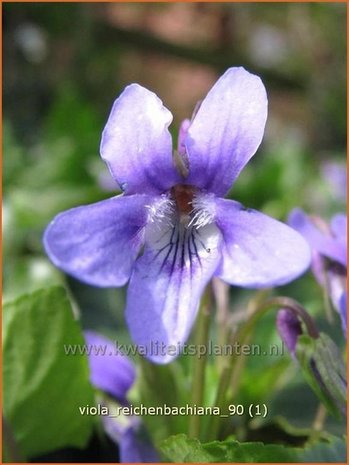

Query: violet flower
[44,67,310,363]
[289,209,347,335]
[84,331,159,463]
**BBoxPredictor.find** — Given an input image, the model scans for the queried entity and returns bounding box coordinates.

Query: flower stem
[207,296,318,439]
[212,278,230,348]
[309,403,327,442]
[188,285,212,439]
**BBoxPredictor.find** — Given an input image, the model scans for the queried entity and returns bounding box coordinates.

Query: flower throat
[171,184,197,215]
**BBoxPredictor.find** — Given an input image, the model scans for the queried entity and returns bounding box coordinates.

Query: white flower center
[145,186,220,270]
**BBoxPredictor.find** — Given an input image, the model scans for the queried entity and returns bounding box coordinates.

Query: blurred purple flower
[321,161,347,201]
[85,331,158,463]
[103,415,159,464]
[44,67,310,363]
[84,331,135,403]
[289,209,347,336]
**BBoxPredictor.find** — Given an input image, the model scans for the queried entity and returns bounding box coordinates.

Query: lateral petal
[44,194,152,287]
[215,199,311,287]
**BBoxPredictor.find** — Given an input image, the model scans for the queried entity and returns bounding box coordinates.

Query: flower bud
[296,333,347,418]
[276,309,303,358]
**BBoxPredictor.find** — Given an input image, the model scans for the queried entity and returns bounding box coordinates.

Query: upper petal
[44,194,152,287]
[215,199,311,287]
[125,219,222,363]
[100,84,180,195]
[84,331,135,402]
[289,209,347,267]
[185,67,268,196]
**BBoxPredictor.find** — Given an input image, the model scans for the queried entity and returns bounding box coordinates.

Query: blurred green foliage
[3,2,346,462]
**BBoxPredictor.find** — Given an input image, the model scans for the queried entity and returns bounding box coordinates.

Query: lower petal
[215,199,311,287]
[125,220,222,363]
[44,194,152,287]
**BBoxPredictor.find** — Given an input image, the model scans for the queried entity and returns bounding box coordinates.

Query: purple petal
[289,209,347,267]
[178,118,191,156]
[104,416,159,463]
[214,199,311,287]
[44,194,151,287]
[330,214,347,249]
[100,84,180,195]
[119,424,159,463]
[327,263,347,315]
[276,309,303,357]
[125,219,222,363]
[84,331,135,401]
[185,67,268,196]
[321,161,347,201]
[339,292,347,337]
[310,251,326,286]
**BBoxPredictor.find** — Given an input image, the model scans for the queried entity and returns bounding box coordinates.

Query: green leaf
[160,434,212,463]
[3,286,95,459]
[302,435,347,462]
[160,434,297,463]
[160,434,347,463]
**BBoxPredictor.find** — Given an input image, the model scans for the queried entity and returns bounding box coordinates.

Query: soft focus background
[3,2,347,463]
